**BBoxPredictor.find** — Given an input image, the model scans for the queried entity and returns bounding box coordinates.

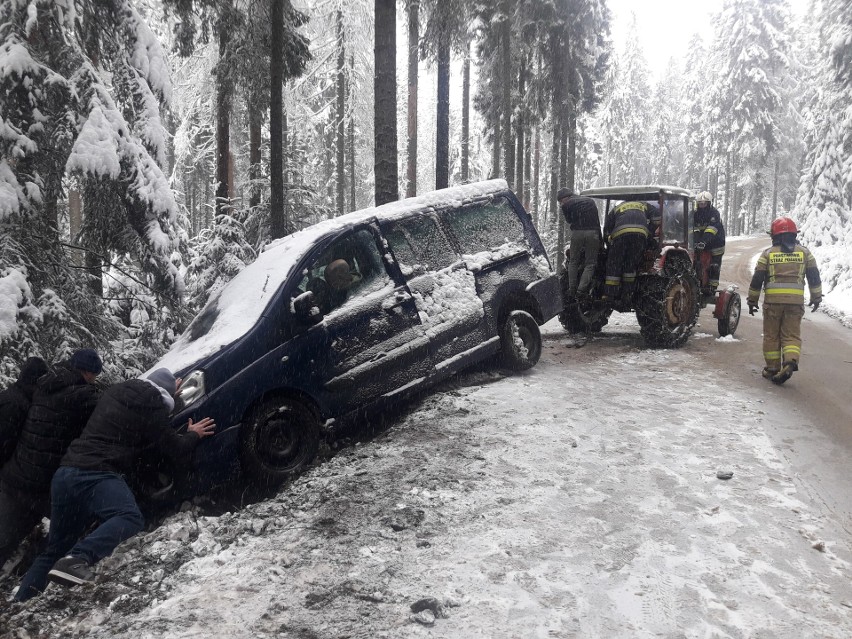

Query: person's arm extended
[155,416,216,465]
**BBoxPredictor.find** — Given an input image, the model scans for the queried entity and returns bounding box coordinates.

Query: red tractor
[559,185,740,346]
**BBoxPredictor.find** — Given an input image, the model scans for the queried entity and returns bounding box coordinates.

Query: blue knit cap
[146,368,177,396]
[69,349,102,374]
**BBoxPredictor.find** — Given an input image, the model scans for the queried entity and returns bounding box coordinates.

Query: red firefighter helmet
[770,217,798,236]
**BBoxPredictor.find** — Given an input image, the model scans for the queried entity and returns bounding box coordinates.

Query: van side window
[384,216,458,277]
[444,197,527,254]
[297,228,390,315]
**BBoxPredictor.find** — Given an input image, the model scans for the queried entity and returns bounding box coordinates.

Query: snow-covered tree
[796,0,852,292]
[707,0,791,234]
[598,14,653,185]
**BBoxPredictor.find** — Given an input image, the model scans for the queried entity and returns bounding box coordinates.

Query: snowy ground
[3,312,852,638]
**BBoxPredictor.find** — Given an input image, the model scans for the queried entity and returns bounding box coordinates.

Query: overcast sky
[608,0,809,82]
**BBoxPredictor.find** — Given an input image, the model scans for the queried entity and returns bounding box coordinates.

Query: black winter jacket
[561,196,602,232]
[62,379,200,479]
[0,365,100,497]
[0,383,32,464]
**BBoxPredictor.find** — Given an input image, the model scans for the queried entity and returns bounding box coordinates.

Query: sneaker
[762,367,779,380]
[47,555,95,587]
[771,361,798,385]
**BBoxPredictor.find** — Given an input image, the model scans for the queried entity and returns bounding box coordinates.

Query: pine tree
[707,0,791,233]
[796,0,852,290]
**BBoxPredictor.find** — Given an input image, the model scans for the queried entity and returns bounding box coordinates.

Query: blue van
[149,179,561,495]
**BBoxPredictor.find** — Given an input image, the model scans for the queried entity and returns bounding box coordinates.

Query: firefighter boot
[762,367,779,380]
[772,361,798,385]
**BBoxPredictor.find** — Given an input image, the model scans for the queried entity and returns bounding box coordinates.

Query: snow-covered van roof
[151,180,511,375]
[580,185,693,199]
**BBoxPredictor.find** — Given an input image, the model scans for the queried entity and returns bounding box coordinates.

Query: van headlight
[177,370,205,407]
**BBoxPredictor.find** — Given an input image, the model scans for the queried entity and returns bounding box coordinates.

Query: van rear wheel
[240,398,320,489]
[499,310,542,371]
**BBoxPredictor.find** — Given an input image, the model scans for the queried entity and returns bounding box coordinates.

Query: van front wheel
[240,399,320,489]
[499,310,542,371]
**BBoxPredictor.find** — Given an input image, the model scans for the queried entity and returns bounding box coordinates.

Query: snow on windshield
[150,180,511,375]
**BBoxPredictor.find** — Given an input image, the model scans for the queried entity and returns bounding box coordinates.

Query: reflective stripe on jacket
[604,202,652,244]
[747,244,822,306]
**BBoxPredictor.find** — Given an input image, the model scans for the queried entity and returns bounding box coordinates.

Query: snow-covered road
[4,310,852,638]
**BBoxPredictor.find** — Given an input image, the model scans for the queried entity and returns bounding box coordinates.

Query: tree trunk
[567,101,577,192]
[722,152,731,230]
[435,27,450,189]
[533,125,541,225]
[515,55,525,200]
[548,27,563,240]
[69,188,82,263]
[374,0,399,205]
[248,99,262,209]
[269,0,286,237]
[406,0,419,197]
[523,124,531,210]
[283,107,289,226]
[771,155,779,218]
[348,54,356,211]
[215,25,231,216]
[336,9,346,215]
[461,41,470,183]
[492,108,501,177]
[501,1,513,189]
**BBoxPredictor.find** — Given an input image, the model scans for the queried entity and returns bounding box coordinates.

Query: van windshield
[154,230,323,374]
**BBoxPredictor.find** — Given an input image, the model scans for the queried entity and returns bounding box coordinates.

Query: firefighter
[693,191,726,296]
[602,200,656,301]
[747,217,822,385]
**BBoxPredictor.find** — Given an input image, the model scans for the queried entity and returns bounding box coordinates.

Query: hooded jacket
[61,378,200,478]
[0,364,100,497]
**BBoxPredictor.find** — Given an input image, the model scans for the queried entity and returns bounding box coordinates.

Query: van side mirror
[292,291,323,324]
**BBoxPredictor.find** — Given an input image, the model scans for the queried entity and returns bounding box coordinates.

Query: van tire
[499,310,542,371]
[240,398,320,489]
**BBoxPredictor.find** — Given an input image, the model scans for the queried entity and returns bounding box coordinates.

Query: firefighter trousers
[762,303,804,370]
[604,234,646,300]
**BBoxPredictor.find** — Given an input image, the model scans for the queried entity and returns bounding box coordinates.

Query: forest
[1,0,850,383]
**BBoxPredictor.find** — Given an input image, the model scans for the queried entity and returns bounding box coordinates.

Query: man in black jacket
[0,357,48,464]
[15,368,214,601]
[0,350,101,567]
[558,188,602,300]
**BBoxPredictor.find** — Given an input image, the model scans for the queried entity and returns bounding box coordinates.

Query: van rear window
[444,198,526,254]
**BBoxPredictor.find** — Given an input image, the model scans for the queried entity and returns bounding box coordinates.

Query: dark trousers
[0,483,47,567]
[567,229,601,295]
[604,234,646,299]
[15,466,144,601]
[708,249,725,289]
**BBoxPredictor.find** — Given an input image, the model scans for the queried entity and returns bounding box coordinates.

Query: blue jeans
[15,467,144,602]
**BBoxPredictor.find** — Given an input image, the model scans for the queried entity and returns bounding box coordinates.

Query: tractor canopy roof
[580,185,693,200]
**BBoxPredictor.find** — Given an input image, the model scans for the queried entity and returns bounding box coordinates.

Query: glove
[748,302,759,316]
[809,298,821,313]
[694,242,706,250]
